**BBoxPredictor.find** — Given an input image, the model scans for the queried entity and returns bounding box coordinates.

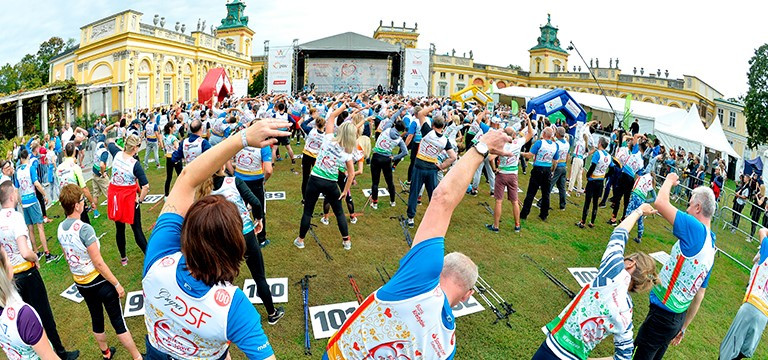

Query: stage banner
[268,46,293,95]
[307,58,389,93]
[403,48,430,98]
[232,79,248,98]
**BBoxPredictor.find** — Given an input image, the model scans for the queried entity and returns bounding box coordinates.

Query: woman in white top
[0,248,58,360]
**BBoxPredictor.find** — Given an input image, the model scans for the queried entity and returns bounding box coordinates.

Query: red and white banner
[403,48,430,98]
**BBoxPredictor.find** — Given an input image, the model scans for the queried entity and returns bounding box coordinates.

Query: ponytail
[357,136,372,159]
[195,177,215,201]
[626,252,660,293]
[0,249,19,307]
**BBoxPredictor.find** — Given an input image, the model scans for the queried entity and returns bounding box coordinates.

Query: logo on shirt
[412,304,426,327]
[6,307,15,320]
[154,320,200,357]
[160,257,176,267]
[73,223,80,231]
[214,289,231,307]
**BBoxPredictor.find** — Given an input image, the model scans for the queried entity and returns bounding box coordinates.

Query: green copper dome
[218,0,250,30]
[530,14,568,54]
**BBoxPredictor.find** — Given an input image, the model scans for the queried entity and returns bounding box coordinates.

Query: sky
[1,0,765,98]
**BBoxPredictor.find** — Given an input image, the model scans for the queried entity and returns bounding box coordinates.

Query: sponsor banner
[403,48,430,97]
[307,58,389,93]
[268,46,294,94]
[232,79,248,98]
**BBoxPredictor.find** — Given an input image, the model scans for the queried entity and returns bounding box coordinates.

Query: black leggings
[243,179,267,243]
[243,231,275,315]
[76,276,127,334]
[300,176,348,239]
[324,172,354,216]
[582,180,603,224]
[35,188,46,217]
[611,173,634,219]
[407,141,418,182]
[732,201,745,227]
[164,157,182,196]
[116,204,147,258]
[370,153,395,203]
[15,268,66,354]
[301,154,316,200]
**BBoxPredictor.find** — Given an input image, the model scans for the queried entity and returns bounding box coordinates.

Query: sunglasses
[79,196,86,203]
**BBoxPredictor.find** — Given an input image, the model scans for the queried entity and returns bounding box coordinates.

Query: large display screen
[306,58,389,93]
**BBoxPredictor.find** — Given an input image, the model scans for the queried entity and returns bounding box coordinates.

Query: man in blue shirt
[520,127,560,221]
[633,172,717,359]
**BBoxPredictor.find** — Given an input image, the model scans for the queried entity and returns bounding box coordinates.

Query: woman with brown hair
[533,203,660,360]
[142,118,289,360]
[57,184,142,360]
[105,133,149,266]
[195,163,285,325]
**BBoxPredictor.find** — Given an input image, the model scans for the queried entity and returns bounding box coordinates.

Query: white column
[65,100,71,126]
[16,99,23,138]
[41,94,48,135]
[102,88,108,115]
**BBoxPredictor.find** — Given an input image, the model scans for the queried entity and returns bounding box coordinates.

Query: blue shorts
[22,202,43,225]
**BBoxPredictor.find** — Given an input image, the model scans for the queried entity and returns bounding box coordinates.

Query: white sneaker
[371,202,378,210]
[390,201,396,207]
[320,217,330,226]
[350,216,357,224]
[293,238,305,249]
[343,240,352,251]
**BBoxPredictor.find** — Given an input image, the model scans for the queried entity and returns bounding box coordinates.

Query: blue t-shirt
[649,210,715,310]
[234,147,273,181]
[530,139,560,167]
[377,237,456,337]
[144,214,274,359]
[408,120,422,143]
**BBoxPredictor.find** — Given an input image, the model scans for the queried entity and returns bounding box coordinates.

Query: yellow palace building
[49,0,264,116]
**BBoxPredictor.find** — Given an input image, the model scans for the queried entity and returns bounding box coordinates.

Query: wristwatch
[473,141,489,159]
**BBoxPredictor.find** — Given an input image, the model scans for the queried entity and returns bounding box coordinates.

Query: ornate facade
[49,1,265,116]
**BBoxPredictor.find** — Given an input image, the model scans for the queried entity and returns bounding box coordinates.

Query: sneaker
[489,191,494,197]
[157,166,164,169]
[371,202,378,210]
[259,239,271,248]
[470,190,478,197]
[390,201,396,207]
[599,203,607,208]
[43,216,52,223]
[320,217,330,226]
[121,257,128,266]
[268,306,286,325]
[514,225,521,233]
[57,350,80,360]
[633,237,641,244]
[417,196,422,205]
[588,223,595,228]
[560,207,566,211]
[93,209,101,219]
[407,218,415,228]
[575,222,585,229]
[102,346,116,360]
[36,251,44,260]
[350,216,357,224]
[45,253,62,263]
[485,224,499,233]
[293,238,305,249]
[342,239,352,251]
[607,219,618,226]
[276,156,283,162]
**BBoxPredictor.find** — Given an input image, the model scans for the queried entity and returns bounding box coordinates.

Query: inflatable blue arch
[526,89,587,135]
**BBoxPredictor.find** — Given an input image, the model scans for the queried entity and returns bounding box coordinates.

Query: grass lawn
[35,146,765,359]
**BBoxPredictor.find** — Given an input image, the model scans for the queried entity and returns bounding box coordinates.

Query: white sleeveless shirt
[0,297,41,360]
[143,253,237,360]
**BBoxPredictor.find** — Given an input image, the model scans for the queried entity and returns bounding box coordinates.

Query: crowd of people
[0,87,764,360]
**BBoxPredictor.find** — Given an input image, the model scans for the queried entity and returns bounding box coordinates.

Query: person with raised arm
[324,128,514,360]
[632,172,717,359]
[142,119,289,360]
[532,203,659,360]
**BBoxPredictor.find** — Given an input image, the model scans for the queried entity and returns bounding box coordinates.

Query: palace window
[65,63,74,80]
[456,84,465,92]
[438,83,446,97]
[717,108,724,123]
[729,111,736,127]
[458,74,465,81]
[440,72,446,79]
[163,79,172,104]
[184,79,191,102]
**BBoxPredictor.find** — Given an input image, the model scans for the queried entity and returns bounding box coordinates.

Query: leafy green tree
[744,43,768,149]
[248,68,265,96]
[36,37,74,84]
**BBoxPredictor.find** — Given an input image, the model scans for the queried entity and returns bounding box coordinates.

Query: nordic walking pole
[297,275,316,356]
[521,254,576,299]
[308,223,333,261]
[348,274,364,304]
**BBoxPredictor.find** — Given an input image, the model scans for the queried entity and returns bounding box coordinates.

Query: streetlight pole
[567,41,623,131]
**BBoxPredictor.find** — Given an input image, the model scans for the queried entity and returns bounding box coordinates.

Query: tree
[36,37,74,84]
[0,36,74,95]
[248,68,265,96]
[744,43,768,149]
[508,64,523,70]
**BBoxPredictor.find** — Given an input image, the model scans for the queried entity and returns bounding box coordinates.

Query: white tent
[703,116,741,159]
[654,104,709,155]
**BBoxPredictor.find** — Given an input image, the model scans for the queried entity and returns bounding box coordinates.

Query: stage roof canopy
[298,32,400,53]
